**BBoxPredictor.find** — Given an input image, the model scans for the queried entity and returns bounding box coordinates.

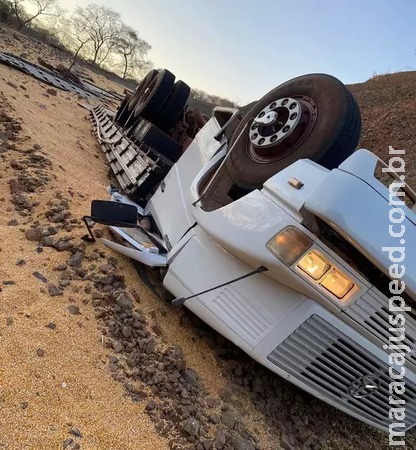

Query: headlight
[266,227,355,303]
[296,251,355,301]
[266,227,312,265]
[297,250,330,280]
[321,269,354,299]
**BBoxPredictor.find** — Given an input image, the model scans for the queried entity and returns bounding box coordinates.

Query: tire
[226,73,361,189]
[126,69,175,127]
[127,69,159,113]
[115,92,132,126]
[153,80,190,132]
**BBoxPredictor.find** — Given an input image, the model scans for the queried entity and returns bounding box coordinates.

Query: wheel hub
[250,97,301,148]
[246,95,317,164]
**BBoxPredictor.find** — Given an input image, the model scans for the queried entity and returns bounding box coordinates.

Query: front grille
[267,315,416,431]
[346,288,416,369]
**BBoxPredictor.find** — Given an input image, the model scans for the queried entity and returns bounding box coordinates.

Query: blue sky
[61,0,416,103]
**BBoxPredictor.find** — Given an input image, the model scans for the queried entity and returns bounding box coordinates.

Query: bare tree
[72,4,121,66]
[51,14,92,75]
[113,25,151,79]
[6,0,59,29]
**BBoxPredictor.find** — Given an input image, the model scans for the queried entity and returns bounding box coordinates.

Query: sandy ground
[0,63,168,450]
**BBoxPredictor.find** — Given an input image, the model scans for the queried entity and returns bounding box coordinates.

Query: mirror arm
[82,216,97,242]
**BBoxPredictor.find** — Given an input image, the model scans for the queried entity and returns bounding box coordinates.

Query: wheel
[126,69,175,127]
[226,73,361,189]
[127,69,159,113]
[153,80,190,132]
[115,92,132,126]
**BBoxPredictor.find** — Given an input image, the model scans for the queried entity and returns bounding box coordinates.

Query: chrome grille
[267,315,416,431]
[346,288,416,368]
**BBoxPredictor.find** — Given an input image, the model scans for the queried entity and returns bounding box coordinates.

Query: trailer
[86,69,416,434]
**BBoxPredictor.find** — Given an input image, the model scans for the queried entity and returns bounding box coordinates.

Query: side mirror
[82,200,138,242]
[90,200,138,226]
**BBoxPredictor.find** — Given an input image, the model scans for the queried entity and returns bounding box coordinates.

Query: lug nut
[283,125,290,133]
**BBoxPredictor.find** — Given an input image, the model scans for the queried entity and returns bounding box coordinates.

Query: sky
[59,0,416,103]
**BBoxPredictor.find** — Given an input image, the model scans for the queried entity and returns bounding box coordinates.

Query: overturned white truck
[87,70,416,434]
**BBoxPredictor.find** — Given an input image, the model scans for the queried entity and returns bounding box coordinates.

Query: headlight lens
[266,227,313,266]
[296,250,355,301]
[297,251,330,280]
[321,269,354,299]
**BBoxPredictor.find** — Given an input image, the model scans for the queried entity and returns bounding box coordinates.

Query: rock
[117,293,132,311]
[281,432,296,450]
[7,81,17,89]
[109,363,118,372]
[151,323,163,336]
[36,348,45,357]
[221,410,237,429]
[25,227,43,241]
[41,236,54,247]
[214,428,227,449]
[46,322,56,330]
[62,438,73,449]
[69,428,83,438]
[55,263,67,271]
[68,251,84,268]
[48,284,63,296]
[54,240,73,251]
[10,159,23,170]
[183,370,198,386]
[181,417,199,436]
[6,317,13,326]
[33,272,48,283]
[206,398,217,408]
[122,326,132,338]
[68,305,80,315]
[220,389,232,402]
[208,414,220,425]
[202,440,213,450]
[59,280,70,288]
[145,399,157,411]
[75,267,86,277]
[16,258,26,266]
[229,436,255,450]
[21,401,29,410]
[9,179,26,195]
[113,342,124,353]
[47,88,57,96]
[145,342,156,354]
[7,219,18,226]
[251,378,263,393]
